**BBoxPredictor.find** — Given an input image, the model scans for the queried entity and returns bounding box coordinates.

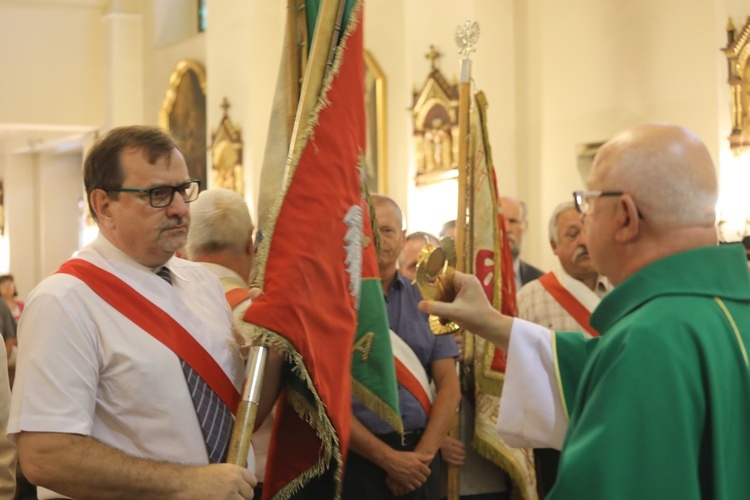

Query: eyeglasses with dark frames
[573,190,644,219]
[106,179,201,208]
[572,190,623,214]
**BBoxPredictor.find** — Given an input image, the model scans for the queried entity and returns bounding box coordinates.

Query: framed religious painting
[364,50,387,194]
[159,60,208,191]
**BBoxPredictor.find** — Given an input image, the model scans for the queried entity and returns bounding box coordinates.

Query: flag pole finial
[455,20,480,59]
[455,20,480,83]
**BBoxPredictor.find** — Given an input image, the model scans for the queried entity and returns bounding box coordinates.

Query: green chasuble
[549,244,750,499]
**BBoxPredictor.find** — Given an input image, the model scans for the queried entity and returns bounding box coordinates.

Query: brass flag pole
[448,20,481,500]
[226,344,268,465]
[227,0,345,467]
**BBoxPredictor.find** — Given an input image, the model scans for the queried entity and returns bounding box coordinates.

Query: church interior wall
[35,151,83,280]
[0,0,746,297]
[143,3,205,130]
[0,1,105,127]
[363,0,409,204]
[395,1,518,236]
[204,0,285,224]
[3,151,37,299]
[515,0,732,270]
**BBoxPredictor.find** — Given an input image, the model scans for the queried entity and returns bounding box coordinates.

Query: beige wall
[516,0,727,270]
[204,1,285,223]
[0,1,105,127]
[0,0,746,295]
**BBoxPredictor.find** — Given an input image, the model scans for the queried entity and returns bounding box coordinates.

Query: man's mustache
[573,246,589,262]
[160,217,189,231]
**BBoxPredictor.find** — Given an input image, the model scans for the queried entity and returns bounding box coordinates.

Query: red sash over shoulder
[225,288,252,310]
[57,259,240,412]
[393,358,432,417]
[390,331,433,417]
[538,272,600,337]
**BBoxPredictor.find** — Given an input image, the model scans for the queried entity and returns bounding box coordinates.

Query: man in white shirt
[9,126,256,499]
[517,201,611,496]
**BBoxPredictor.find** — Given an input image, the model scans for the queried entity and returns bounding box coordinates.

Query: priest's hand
[419,271,514,351]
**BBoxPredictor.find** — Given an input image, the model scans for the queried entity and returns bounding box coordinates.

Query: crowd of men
[0,121,747,500]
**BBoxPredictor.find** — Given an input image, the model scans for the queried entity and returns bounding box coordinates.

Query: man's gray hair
[186,188,254,258]
[406,231,439,245]
[548,201,577,244]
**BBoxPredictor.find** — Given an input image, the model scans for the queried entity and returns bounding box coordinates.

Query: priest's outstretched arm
[419,271,576,449]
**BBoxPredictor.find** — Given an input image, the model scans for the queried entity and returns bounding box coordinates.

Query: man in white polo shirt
[9,126,256,499]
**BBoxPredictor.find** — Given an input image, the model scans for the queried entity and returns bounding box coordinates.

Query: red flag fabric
[241,3,365,498]
[490,167,519,373]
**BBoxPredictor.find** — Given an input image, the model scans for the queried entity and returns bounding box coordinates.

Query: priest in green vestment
[421,123,750,499]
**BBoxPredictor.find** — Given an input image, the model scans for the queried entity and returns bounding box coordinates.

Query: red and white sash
[390,330,434,416]
[57,258,241,412]
[538,272,600,337]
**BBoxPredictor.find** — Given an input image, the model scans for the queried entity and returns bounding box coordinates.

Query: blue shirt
[353,272,459,433]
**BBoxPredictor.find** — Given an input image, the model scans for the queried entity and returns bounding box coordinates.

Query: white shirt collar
[90,234,187,281]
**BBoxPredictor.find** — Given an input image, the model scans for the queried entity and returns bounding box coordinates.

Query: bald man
[499,197,544,290]
[421,123,750,498]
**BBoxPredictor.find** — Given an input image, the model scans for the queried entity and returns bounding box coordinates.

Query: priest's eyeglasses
[573,190,624,214]
[573,190,644,219]
[107,179,201,208]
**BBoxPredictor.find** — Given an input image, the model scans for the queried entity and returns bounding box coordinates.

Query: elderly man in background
[499,197,544,290]
[9,126,256,499]
[518,201,611,332]
[343,194,460,499]
[516,200,611,497]
[186,188,280,500]
[186,188,255,294]
[422,123,750,498]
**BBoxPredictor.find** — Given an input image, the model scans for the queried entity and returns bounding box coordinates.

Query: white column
[102,3,144,128]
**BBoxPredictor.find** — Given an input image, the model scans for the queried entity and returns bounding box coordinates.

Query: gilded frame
[723,17,750,155]
[411,61,459,186]
[159,60,208,189]
[364,50,387,194]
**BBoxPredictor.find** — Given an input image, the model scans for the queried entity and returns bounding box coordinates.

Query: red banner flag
[241,2,365,498]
